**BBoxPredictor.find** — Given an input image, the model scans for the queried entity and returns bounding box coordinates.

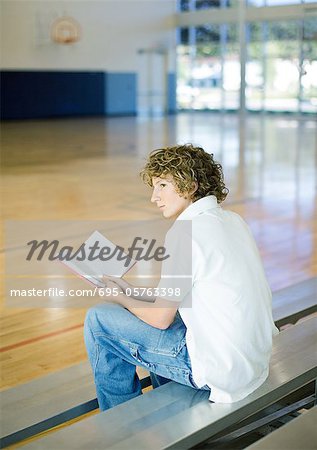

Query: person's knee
[84,304,112,352]
[84,305,98,333]
[84,306,98,348]
[84,305,119,364]
[84,303,123,336]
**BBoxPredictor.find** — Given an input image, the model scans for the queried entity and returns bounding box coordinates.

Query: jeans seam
[93,343,101,377]
[130,348,156,370]
[93,331,186,357]
[93,331,134,347]
[158,363,190,374]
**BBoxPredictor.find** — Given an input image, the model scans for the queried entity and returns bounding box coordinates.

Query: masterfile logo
[5,220,192,308]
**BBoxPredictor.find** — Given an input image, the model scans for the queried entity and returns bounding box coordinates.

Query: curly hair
[140,144,228,204]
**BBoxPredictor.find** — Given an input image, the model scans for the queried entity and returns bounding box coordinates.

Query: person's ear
[190,181,198,196]
[184,182,198,200]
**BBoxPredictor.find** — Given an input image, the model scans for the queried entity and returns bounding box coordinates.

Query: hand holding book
[62,230,156,303]
[102,275,131,292]
[101,276,156,303]
[61,230,136,288]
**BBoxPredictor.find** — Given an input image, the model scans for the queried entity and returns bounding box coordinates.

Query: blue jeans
[84,303,210,411]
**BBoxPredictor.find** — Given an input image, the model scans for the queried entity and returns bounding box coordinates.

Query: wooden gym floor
[0,112,316,391]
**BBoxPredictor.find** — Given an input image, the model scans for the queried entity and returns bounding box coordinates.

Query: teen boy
[84,144,278,410]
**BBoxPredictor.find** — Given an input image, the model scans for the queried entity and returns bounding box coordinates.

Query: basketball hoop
[51,16,81,45]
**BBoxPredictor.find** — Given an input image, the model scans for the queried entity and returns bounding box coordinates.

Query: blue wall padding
[0,70,176,119]
[105,73,136,115]
[1,71,106,119]
[167,72,177,113]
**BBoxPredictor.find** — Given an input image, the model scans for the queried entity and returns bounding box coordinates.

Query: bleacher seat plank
[1,277,316,448]
[20,317,317,450]
[246,405,317,450]
[0,362,97,447]
[0,364,150,448]
[273,277,317,328]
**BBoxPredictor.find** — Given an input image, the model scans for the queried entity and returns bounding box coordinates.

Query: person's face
[151,176,193,220]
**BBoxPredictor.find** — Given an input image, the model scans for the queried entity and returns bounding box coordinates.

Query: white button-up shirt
[159,195,279,403]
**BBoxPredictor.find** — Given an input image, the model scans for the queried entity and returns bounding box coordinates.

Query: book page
[62,230,136,287]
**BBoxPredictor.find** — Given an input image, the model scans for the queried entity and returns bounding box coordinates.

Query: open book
[61,230,136,287]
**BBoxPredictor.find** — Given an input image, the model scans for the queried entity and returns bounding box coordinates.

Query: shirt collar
[177,195,219,221]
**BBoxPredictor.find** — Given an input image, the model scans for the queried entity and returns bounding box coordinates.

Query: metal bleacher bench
[16,316,317,449]
[246,405,317,450]
[1,277,316,448]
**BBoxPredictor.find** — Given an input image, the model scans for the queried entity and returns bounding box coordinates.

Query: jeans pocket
[129,337,187,370]
[129,346,156,370]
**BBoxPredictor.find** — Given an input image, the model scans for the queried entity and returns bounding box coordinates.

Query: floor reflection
[1,112,316,291]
